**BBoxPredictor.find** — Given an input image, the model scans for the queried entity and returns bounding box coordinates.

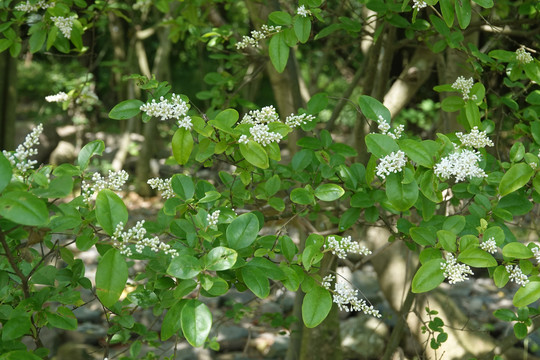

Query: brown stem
[0,230,30,298]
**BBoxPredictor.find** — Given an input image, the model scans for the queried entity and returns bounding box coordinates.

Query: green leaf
[29,27,46,53]
[365,134,399,158]
[302,286,332,328]
[171,174,194,200]
[172,128,193,165]
[440,0,454,27]
[441,96,465,112]
[472,0,493,8]
[499,163,534,196]
[493,309,517,322]
[484,226,505,246]
[95,189,128,236]
[161,300,186,341]
[203,247,237,271]
[455,0,471,29]
[181,299,212,347]
[0,351,42,360]
[226,213,259,249]
[307,93,328,114]
[294,15,311,43]
[167,255,202,279]
[96,248,128,308]
[514,322,528,340]
[280,236,298,262]
[442,215,466,234]
[1,316,31,341]
[0,191,48,226]
[502,242,534,259]
[213,109,239,129]
[247,257,285,280]
[239,141,269,169]
[290,187,315,205]
[269,197,285,211]
[412,258,445,293]
[265,175,281,197]
[302,244,323,271]
[358,95,391,124]
[410,226,437,246]
[513,280,540,307]
[398,139,435,167]
[493,265,509,288]
[314,183,344,201]
[109,99,143,120]
[457,248,497,267]
[46,307,77,330]
[269,11,292,25]
[78,140,105,171]
[339,207,361,231]
[241,266,269,298]
[437,230,457,253]
[386,172,418,212]
[464,101,481,128]
[269,32,289,73]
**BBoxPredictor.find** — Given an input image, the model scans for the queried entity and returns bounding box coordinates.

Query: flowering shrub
[1,0,540,358]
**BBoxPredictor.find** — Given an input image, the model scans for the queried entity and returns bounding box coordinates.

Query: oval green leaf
[302,286,332,328]
[95,189,128,236]
[241,266,269,298]
[412,258,445,293]
[203,247,237,271]
[314,183,344,201]
[0,152,12,193]
[499,163,534,196]
[269,32,289,73]
[457,248,497,267]
[96,248,128,308]
[239,141,269,169]
[167,255,202,279]
[109,99,143,120]
[226,213,259,250]
[0,191,49,226]
[172,128,193,165]
[78,140,105,171]
[502,242,534,259]
[181,299,212,347]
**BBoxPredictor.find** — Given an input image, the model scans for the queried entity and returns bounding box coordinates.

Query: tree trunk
[0,50,17,151]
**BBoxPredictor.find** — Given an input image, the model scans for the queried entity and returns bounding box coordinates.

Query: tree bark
[0,50,17,151]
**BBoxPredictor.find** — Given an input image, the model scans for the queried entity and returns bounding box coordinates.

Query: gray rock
[340,316,389,360]
[216,325,250,351]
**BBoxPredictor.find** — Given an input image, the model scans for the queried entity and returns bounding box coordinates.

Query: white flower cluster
[452,76,476,101]
[207,210,220,226]
[456,126,494,148]
[376,150,408,179]
[3,123,43,175]
[147,177,174,199]
[113,221,178,258]
[321,274,381,317]
[324,236,371,259]
[532,247,540,264]
[516,48,533,64]
[285,113,315,128]
[51,15,77,39]
[506,264,529,287]
[81,170,129,203]
[236,24,282,49]
[45,91,69,103]
[140,94,192,130]
[250,124,283,146]
[441,253,474,284]
[15,0,55,12]
[434,148,487,182]
[238,135,249,144]
[412,0,428,11]
[480,237,497,254]
[297,5,311,17]
[242,105,280,125]
[375,115,404,140]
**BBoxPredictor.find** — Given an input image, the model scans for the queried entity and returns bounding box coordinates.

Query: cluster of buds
[375,115,404,140]
[207,210,220,226]
[506,265,529,287]
[45,91,70,103]
[140,94,192,130]
[452,76,476,101]
[3,124,43,176]
[297,5,311,17]
[147,177,174,199]
[51,15,77,39]
[323,235,371,259]
[376,150,408,180]
[441,253,474,284]
[479,237,497,254]
[235,25,282,49]
[321,274,381,317]
[238,105,314,147]
[532,247,540,264]
[516,47,533,64]
[15,0,55,12]
[81,170,129,203]
[113,221,178,258]
[412,0,427,11]
[456,126,494,148]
